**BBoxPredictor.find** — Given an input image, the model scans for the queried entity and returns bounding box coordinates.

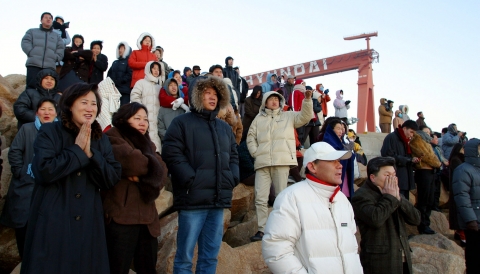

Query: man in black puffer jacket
[21,12,65,88]
[162,76,239,273]
[13,69,61,129]
[107,41,133,105]
[223,56,240,93]
[452,138,480,273]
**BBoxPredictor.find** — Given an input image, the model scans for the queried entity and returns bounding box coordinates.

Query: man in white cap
[262,142,363,274]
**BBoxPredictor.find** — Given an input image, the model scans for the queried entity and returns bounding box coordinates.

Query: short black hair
[173,70,181,78]
[367,156,396,177]
[112,102,149,129]
[90,40,103,50]
[59,83,102,120]
[36,98,57,112]
[417,111,423,116]
[41,12,53,20]
[418,125,430,132]
[209,64,223,73]
[402,120,418,131]
[442,127,448,134]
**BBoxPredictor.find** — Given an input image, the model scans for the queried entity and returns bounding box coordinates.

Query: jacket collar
[306,175,341,203]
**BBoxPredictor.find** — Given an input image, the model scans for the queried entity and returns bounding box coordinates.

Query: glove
[324,89,329,94]
[171,98,184,110]
[180,104,190,113]
[466,221,479,231]
[345,100,351,105]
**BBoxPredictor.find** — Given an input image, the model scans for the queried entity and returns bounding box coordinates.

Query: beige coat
[247,91,312,170]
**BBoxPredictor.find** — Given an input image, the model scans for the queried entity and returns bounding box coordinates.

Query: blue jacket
[107,42,132,94]
[261,73,278,94]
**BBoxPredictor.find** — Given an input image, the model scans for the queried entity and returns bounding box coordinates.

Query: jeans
[174,208,224,274]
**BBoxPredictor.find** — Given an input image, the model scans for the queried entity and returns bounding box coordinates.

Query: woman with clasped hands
[20,83,122,274]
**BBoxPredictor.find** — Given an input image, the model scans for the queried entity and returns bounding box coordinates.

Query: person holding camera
[378,98,393,133]
[442,123,465,159]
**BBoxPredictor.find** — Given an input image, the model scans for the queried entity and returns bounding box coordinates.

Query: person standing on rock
[21,12,65,89]
[380,120,420,200]
[162,76,239,274]
[452,138,480,274]
[262,142,363,273]
[247,90,313,242]
[352,157,421,274]
[103,102,167,274]
[378,98,393,133]
[0,98,58,259]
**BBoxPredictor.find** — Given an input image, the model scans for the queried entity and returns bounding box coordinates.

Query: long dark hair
[112,102,149,129]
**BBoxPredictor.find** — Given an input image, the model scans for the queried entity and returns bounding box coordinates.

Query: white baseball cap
[303,142,352,167]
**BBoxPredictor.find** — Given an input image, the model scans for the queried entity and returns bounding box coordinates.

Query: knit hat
[54,15,64,23]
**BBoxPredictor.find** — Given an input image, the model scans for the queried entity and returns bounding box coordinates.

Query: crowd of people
[0,11,478,274]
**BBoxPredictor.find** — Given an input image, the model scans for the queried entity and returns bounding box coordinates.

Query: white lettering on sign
[271,70,278,76]
[358,75,367,78]
[245,75,253,86]
[323,59,328,70]
[309,61,320,73]
[294,64,305,76]
[255,73,264,83]
[280,67,292,77]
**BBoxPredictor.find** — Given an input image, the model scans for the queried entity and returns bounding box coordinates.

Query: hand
[128,176,140,182]
[382,175,400,200]
[345,100,351,105]
[458,132,464,137]
[412,157,421,163]
[305,90,313,99]
[444,160,449,166]
[466,221,479,231]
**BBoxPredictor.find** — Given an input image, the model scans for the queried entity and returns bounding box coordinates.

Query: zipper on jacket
[42,31,47,68]
[286,142,294,160]
[329,202,347,273]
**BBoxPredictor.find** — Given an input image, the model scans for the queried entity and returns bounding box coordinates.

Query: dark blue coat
[162,109,239,210]
[89,53,108,84]
[20,121,121,274]
[107,55,132,94]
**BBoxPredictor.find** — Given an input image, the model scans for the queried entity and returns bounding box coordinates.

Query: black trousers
[105,221,158,274]
[302,125,320,147]
[26,66,43,88]
[120,94,131,106]
[433,173,441,209]
[15,225,28,259]
[415,169,435,229]
[465,229,480,274]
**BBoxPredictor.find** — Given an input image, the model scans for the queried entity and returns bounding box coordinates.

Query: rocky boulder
[409,233,464,257]
[406,210,452,237]
[0,74,20,148]
[155,188,173,217]
[0,148,11,212]
[230,183,254,222]
[3,74,26,91]
[0,225,20,274]
[410,242,465,274]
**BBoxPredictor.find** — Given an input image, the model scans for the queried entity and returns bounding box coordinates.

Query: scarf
[34,116,58,130]
[306,174,341,203]
[397,126,412,154]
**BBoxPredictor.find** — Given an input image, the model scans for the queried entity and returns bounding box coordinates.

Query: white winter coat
[247,91,312,170]
[333,90,350,118]
[262,177,363,274]
[130,61,162,153]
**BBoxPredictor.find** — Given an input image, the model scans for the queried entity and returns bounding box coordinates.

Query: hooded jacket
[290,84,306,111]
[262,177,362,273]
[21,25,65,69]
[14,69,61,129]
[242,86,263,140]
[260,73,279,94]
[333,90,350,118]
[378,98,393,124]
[316,84,331,116]
[392,110,404,129]
[130,61,162,153]
[410,132,441,170]
[247,91,312,170]
[442,123,461,159]
[157,78,187,141]
[398,105,410,121]
[128,33,157,88]
[223,57,240,92]
[107,42,133,94]
[452,138,480,230]
[162,76,239,210]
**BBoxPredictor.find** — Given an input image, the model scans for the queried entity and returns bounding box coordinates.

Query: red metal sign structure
[242,32,379,133]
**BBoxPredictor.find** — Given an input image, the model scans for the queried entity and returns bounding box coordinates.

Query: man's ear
[369,174,376,183]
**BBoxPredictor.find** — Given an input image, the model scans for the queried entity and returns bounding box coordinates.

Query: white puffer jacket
[262,177,363,274]
[247,91,312,170]
[130,61,162,153]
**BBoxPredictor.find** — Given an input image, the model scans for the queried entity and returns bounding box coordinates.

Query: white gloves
[171,98,184,110]
[180,104,190,113]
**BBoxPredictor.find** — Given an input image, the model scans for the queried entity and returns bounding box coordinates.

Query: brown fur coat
[409,133,441,169]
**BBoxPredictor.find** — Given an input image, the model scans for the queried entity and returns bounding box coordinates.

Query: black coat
[239,77,249,103]
[20,120,121,274]
[162,109,240,210]
[352,180,420,274]
[107,56,133,94]
[13,69,61,129]
[89,53,108,84]
[223,66,240,92]
[306,98,322,127]
[380,129,415,190]
[0,123,37,228]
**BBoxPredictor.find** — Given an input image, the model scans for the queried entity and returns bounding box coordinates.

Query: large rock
[410,242,465,274]
[438,182,449,208]
[0,225,20,274]
[0,148,11,213]
[230,183,254,222]
[356,132,387,160]
[3,74,26,91]
[406,209,452,237]
[409,233,464,257]
[223,216,258,248]
[0,75,16,104]
[155,188,173,217]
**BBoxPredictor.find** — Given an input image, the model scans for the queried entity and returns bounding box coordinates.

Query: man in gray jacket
[21,12,65,88]
[452,138,480,273]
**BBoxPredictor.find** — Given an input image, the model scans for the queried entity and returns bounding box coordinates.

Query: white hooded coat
[333,90,350,118]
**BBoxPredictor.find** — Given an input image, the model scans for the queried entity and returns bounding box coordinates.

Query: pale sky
[1,0,479,138]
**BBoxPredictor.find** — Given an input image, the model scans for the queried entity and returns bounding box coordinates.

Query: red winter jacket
[128,45,157,88]
[290,90,305,111]
[159,87,189,108]
[316,84,331,116]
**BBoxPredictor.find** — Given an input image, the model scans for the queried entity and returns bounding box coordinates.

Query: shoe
[250,231,264,242]
[419,226,436,235]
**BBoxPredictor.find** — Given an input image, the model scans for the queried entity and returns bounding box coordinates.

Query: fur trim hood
[116,41,132,59]
[136,32,156,50]
[380,98,387,104]
[399,105,409,114]
[190,76,230,112]
[260,91,285,113]
[223,77,233,89]
[336,89,343,99]
[144,61,161,83]
[293,84,306,93]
